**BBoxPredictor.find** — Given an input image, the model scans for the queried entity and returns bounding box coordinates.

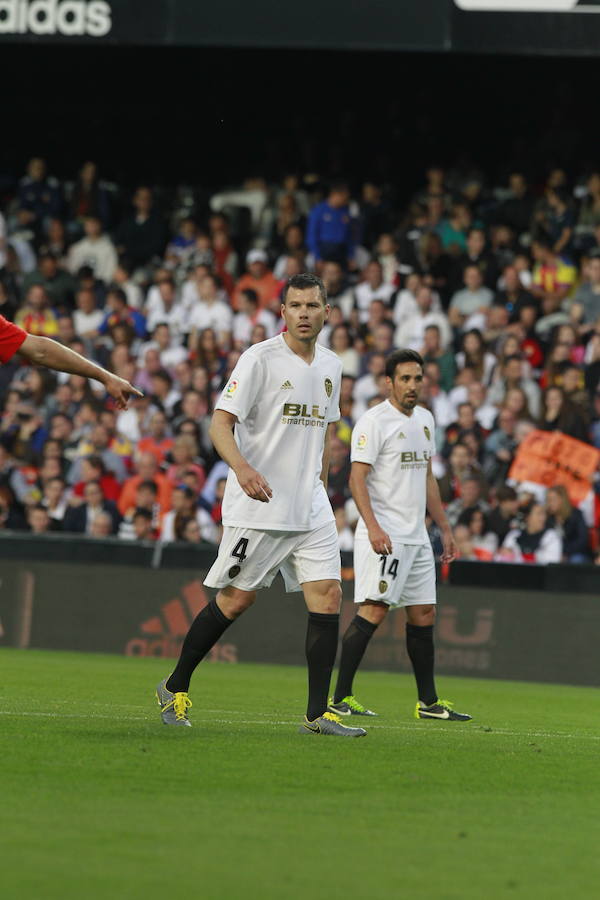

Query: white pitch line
[0,708,599,742]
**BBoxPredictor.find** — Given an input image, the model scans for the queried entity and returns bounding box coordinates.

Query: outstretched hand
[104,374,144,410]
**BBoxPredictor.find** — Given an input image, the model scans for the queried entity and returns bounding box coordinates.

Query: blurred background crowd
[1,153,600,564]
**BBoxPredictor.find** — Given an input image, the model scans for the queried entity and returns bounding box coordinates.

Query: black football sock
[333,614,378,703]
[405,622,437,707]
[305,611,339,721]
[166,599,233,693]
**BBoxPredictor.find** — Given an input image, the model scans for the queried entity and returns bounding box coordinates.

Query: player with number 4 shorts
[328,348,471,723]
[156,274,366,737]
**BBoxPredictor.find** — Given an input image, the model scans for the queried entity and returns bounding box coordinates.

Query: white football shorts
[353,536,436,608]
[204,520,341,593]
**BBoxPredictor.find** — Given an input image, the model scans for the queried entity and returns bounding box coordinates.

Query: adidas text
[0,0,112,36]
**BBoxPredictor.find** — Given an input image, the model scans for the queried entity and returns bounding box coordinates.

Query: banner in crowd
[508,429,600,505]
[2,0,600,55]
[1,558,599,686]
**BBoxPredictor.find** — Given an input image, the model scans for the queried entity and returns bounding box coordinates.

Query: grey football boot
[299,711,367,737]
[156,678,192,727]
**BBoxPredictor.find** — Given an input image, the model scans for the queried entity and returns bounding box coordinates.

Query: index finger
[127,386,144,398]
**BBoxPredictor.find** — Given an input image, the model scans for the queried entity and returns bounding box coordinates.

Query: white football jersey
[351,401,435,543]
[215,334,342,531]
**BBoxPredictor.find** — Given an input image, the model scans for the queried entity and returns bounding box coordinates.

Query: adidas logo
[125,580,237,662]
[280,380,294,390]
[0,0,112,37]
[398,432,406,439]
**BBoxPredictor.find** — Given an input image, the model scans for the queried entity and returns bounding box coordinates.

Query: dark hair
[108,287,128,306]
[240,288,259,306]
[281,273,327,305]
[133,508,153,522]
[137,480,158,496]
[496,485,517,503]
[385,349,424,379]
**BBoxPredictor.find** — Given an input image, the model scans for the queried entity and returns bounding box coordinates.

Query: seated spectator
[145,278,186,343]
[118,479,161,539]
[98,287,147,340]
[233,249,280,311]
[185,274,233,347]
[330,324,361,377]
[306,182,355,267]
[27,503,54,534]
[483,408,517,487]
[467,381,498,431]
[88,510,114,538]
[137,411,174,465]
[73,287,103,341]
[530,238,576,319]
[498,503,562,564]
[437,201,471,255]
[68,423,128,485]
[22,251,75,311]
[132,507,156,541]
[448,265,494,332]
[232,288,277,351]
[395,285,452,351]
[72,455,121,503]
[165,435,206,489]
[67,216,117,284]
[442,402,485,460]
[115,186,167,271]
[486,485,519,545]
[455,329,496,386]
[63,479,120,534]
[159,484,217,544]
[421,323,456,392]
[321,260,355,319]
[113,260,143,310]
[539,386,589,442]
[354,261,396,322]
[487,354,541,419]
[41,475,69,526]
[445,475,490,527]
[376,233,401,286]
[455,507,498,560]
[449,226,498,294]
[117,452,172,518]
[546,484,590,563]
[15,284,59,337]
[496,264,537,323]
[17,157,62,234]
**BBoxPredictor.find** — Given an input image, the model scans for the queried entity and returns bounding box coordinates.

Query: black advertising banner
[451,1,600,56]
[1,558,599,686]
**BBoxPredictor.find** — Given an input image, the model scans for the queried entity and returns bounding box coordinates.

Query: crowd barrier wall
[1,534,599,686]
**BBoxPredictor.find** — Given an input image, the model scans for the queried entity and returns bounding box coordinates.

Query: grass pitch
[1,649,599,900]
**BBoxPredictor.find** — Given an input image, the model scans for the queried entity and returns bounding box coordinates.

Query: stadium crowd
[1,157,600,564]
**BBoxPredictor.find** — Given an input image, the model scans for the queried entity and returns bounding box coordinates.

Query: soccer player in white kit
[156,273,366,736]
[329,349,472,722]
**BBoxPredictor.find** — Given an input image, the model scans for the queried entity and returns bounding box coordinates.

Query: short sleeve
[350,415,383,466]
[215,350,262,423]
[327,367,342,423]
[0,315,27,363]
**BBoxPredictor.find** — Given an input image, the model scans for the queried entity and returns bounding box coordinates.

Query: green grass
[1,649,600,900]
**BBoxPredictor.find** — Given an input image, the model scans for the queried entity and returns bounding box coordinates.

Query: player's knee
[217,588,256,619]
[360,601,388,625]
[407,604,436,626]
[309,580,342,615]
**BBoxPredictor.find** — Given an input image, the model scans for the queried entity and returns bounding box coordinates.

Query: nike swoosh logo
[303,722,321,732]
[420,709,450,719]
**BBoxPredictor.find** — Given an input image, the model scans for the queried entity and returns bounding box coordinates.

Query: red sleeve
[0,315,27,363]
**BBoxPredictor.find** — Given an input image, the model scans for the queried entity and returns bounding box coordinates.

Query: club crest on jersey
[357,433,368,449]
[224,379,238,397]
[379,580,388,594]
[398,431,406,440]
[424,425,431,441]
[324,377,333,398]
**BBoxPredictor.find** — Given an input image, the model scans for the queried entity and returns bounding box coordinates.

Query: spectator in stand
[488,355,541,419]
[137,410,174,465]
[455,507,498,560]
[98,287,147,341]
[487,485,519,545]
[88,510,114,538]
[450,227,498,293]
[538,385,589,442]
[546,484,590,563]
[15,284,59,337]
[375,233,400,286]
[41,475,69,527]
[455,329,497,385]
[445,475,490,528]
[483,408,517,487]
[437,442,476,503]
[395,285,452,351]
[186,274,233,347]
[68,423,127,484]
[63,479,120,534]
[132,507,156,541]
[145,278,186,343]
[499,503,562,564]
[22,252,75,312]
[233,250,279,311]
[495,264,537,323]
[117,451,172,518]
[118,479,160,539]
[115,186,167,272]
[437,201,472,255]
[421,323,456,392]
[165,435,206,489]
[73,287,103,342]
[354,260,396,322]
[535,187,575,258]
[67,216,117,284]
[571,253,600,337]
[17,157,62,235]
[232,288,276,351]
[27,503,54,534]
[448,265,494,332]
[306,182,355,267]
[159,484,217,544]
[330,324,361,377]
[113,260,143,310]
[530,238,577,319]
[496,172,534,237]
[68,161,112,230]
[71,455,121,504]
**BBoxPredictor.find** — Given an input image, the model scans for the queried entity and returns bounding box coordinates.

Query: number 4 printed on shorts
[380,556,398,579]
[232,538,249,562]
